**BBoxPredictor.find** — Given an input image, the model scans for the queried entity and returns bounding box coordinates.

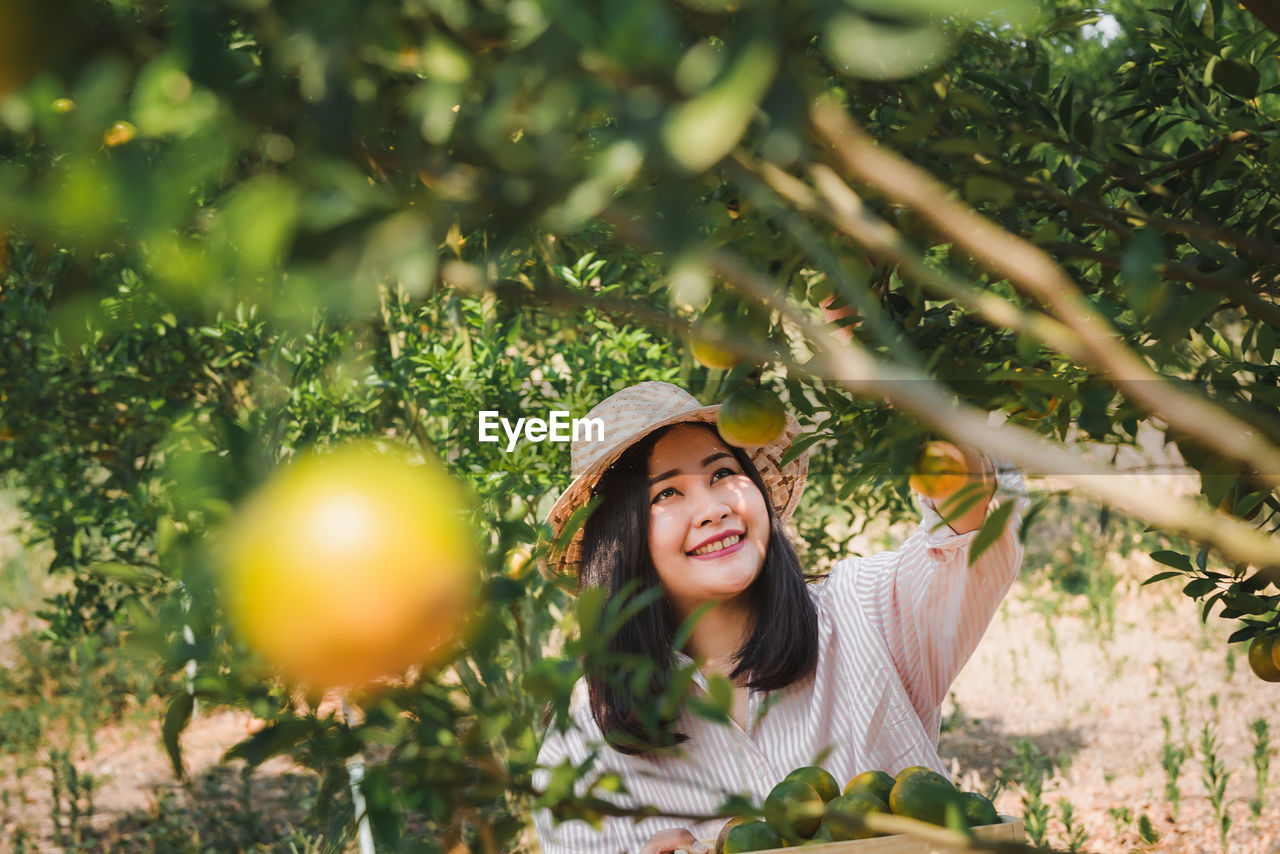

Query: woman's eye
[712,467,738,482]
[652,487,678,503]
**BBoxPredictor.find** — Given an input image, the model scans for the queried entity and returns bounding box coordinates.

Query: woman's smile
[686,531,745,559]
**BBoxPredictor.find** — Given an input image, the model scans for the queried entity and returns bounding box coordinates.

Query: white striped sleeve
[844,464,1028,736]
[532,683,640,854]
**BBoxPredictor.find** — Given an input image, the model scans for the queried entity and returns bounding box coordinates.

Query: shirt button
[754,765,766,779]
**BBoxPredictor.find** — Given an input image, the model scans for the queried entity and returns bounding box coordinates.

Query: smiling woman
[534,381,1026,854]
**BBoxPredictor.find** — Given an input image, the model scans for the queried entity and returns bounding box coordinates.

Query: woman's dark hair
[579,422,819,755]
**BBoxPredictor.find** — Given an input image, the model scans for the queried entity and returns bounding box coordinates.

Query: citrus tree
[2,0,1279,848]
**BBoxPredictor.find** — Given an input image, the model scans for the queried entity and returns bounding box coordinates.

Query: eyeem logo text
[478,411,604,452]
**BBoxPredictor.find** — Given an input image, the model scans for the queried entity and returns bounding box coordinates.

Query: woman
[533,381,1026,854]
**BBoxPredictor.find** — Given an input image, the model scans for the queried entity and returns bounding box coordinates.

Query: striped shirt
[533,466,1028,854]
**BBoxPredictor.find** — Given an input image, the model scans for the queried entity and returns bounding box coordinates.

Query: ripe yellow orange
[1247,634,1280,683]
[221,442,478,690]
[503,544,533,580]
[908,441,969,499]
[690,332,739,371]
[717,387,786,447]
[103,120,136,147]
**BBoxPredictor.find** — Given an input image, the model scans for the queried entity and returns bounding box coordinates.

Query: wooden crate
[704,816,1023,854]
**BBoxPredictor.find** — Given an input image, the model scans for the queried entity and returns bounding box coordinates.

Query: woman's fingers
[639,828,708,854]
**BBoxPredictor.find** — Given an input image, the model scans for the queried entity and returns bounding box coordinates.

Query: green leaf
[224,718,313,768]
[1150,550,1193,572]
[1183,577,1217,598]
[1221,590,1275,615]
[963,175,1016,206]
[662,41,779,173]
[967,500,1016,567]
[780,430,830,467]
[824,14,948,82]
[1227,623,1263,644]
[87,561,157,585]
[162,692,194,780]
[1142,570,1183,585]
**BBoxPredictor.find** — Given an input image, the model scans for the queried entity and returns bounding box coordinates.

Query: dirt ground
[942,549,1280,854]
[2,485,1279,853]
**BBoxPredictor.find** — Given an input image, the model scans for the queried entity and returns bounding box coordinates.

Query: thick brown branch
[1236,0,1280,38]
[810,98,1280,497]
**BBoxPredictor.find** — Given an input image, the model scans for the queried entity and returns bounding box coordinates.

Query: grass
[1250,718,1272,821]
[1199,699,1233,853]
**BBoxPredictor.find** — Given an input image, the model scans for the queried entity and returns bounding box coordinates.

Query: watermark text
[478,410,604,452]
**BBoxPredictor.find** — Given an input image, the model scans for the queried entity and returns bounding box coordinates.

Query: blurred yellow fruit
[52,98,74,113]
[908,442,969,499]
[504,544,533,580]
[221,442,478,690]
[103,121,136,147]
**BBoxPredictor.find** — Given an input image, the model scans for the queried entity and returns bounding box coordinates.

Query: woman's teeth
[689,533,743,556]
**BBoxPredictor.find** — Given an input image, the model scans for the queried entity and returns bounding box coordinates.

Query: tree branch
[810,98,1280,497]
[1240,0,1280,37]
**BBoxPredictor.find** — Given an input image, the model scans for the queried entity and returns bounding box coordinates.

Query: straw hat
[546,381,809,579]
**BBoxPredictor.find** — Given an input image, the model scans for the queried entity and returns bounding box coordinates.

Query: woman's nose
[691,486,731,526]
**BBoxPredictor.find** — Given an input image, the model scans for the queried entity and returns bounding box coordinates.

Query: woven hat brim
[543,405,809,583]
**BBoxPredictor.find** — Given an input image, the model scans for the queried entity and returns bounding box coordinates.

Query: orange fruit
[764,778,824,841]
[908,442,969,499]
[103,121,136,147]
[690,330,739,371]
[888,772,964,827]
[961,791,998,827]
[844,769,894,802]
[717,387,786,448]
[221,442,478,690]
[820,792,888,841]
[784,765,840,803]
[722,819,784,854]
[1247,634,1280,683]
[503,544,533,580]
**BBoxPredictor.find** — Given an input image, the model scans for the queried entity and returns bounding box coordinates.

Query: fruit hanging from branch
[717,386,787,448]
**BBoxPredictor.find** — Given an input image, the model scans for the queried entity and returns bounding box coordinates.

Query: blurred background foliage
[2,0,1280,849]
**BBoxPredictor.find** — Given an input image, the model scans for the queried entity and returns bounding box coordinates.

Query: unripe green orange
[690,331,739,371]
[717,387,786,448]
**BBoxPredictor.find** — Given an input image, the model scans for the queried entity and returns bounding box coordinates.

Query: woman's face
[645,424,771,616]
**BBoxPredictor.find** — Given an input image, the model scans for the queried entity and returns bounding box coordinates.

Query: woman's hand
[819,294,858,345]
[639,828,708,854]
[918,442,996,535]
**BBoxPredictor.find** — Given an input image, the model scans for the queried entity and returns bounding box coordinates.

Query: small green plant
[1137,812,1159,846]
[48,748,97,849]
[1057,798,1088,853]
[1161,715,1188,821]
[1107,805,1133,837]
[1250,718,1272,821]
[1003,739,1054,846]
[1200,716,1232,852]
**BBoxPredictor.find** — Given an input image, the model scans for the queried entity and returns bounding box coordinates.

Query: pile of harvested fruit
[717,765,1003,852]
